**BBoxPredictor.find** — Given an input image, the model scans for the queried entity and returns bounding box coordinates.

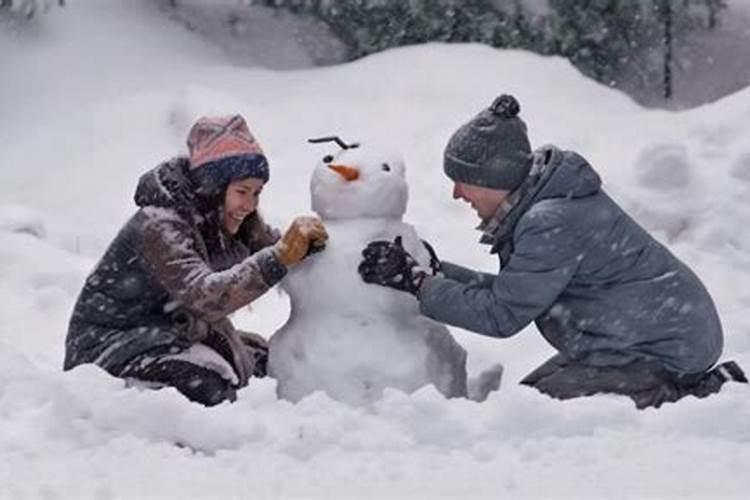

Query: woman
[64,114,327,406]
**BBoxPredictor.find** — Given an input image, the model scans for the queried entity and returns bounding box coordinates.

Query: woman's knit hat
[443,94,532,191]
[186,114,269,195]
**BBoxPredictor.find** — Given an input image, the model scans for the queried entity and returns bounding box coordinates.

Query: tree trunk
[662,0,673,100]
[706,0,725,29]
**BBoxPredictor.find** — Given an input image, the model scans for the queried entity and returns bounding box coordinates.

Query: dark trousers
[520,354,747,409]
[122,358,237,407]
[120,330,242,407]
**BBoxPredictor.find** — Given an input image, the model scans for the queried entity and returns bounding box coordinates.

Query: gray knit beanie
[443,94,532,190]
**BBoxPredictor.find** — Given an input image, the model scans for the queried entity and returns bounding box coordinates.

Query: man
[358,94,746,409]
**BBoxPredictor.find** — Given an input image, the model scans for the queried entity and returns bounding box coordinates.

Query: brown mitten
[275,216,328,266]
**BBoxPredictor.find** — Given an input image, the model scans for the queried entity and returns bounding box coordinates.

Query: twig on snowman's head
[307,136,360,150]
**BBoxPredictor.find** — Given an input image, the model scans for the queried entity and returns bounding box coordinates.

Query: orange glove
[275,216,328,267]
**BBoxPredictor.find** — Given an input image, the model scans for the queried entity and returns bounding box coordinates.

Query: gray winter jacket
[419,147,723,374]
[64,158,285,383]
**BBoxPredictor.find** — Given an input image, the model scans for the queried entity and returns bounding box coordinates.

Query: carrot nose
[328,164,360,182]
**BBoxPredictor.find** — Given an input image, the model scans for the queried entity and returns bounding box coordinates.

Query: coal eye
[381,163,391,172]
[323,155,334,163]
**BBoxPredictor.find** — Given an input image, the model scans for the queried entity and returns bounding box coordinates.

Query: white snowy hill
[1,1,749,498]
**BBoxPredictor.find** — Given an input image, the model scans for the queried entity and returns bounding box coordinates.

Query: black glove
[421,238,442,276]
[358,236,426,296]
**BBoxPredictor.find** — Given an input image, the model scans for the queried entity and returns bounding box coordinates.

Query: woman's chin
[224,222,242,235]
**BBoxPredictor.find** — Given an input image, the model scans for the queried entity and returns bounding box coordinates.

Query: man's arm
[418,208,580,338]
[440,261,496,287]
[141,209,287,323]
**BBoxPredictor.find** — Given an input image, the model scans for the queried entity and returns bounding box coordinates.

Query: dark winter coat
[419,146,723,374]
[64,158,286,385]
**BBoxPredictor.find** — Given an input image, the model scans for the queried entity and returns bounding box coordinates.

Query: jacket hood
[481,146,602,261]
[134,157,195,209]
[534,146,601,202]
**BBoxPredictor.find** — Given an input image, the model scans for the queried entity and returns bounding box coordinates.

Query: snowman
[268,137,468,405]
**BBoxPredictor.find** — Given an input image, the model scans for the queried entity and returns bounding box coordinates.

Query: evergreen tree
[254,0,539,60]
[639,0,726,99]
[0,0,64,19]
[546,0,727,98]
[547,0,646,84]
[256,0,727,100]
[704,0,727,29]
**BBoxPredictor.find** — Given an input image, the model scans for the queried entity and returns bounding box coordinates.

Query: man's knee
[520,356,674,403]
[520,356,747,409]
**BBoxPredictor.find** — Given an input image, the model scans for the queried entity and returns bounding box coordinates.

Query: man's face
[452,182,510,220]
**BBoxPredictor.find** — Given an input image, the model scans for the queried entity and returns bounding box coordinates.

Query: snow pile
[1,1,750,498]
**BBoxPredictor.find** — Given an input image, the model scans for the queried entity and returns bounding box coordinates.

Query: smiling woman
[223,177,264,235]
[63,114,328,406]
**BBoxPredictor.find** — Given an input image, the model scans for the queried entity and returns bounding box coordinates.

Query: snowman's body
[268,143,468,405]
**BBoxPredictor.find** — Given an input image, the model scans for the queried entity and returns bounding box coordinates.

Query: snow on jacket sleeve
[141,208,287,323]
[440,261,496,287]
[418,205,581,338]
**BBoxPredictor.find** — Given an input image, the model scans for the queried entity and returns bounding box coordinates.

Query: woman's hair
[236,212,277,252]
[193,181,275,257]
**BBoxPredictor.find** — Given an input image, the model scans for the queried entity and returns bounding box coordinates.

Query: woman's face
[223,177,265,235]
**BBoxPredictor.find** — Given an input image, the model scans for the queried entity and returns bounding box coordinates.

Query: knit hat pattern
[187,114,269,195]
[443,94,532,191]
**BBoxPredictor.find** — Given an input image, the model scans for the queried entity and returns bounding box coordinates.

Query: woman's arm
[141,208,287,323]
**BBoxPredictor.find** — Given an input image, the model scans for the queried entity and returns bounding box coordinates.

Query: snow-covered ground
[1,1,750,498]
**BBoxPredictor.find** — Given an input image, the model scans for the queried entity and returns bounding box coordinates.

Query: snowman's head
[310,143,408,220]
